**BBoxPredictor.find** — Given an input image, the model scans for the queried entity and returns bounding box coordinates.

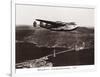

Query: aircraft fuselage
[35,19,78,31]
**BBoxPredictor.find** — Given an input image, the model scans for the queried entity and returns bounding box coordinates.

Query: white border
[15,0,95,9]
[11,0,96,77]
[11,0,15,77]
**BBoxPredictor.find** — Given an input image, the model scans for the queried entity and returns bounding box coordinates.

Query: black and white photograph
[15,4,94,69]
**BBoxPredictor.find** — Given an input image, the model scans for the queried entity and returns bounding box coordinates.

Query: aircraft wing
[35,19,77,31]
[36,19,65,27]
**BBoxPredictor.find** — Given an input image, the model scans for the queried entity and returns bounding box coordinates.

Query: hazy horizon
[16,5,94,28]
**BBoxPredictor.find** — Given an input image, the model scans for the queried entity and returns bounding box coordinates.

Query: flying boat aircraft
[34,19,78,31]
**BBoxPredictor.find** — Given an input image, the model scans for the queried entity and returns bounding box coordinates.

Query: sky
[16,4,94,27]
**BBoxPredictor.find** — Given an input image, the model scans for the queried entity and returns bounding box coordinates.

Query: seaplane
[33,19,78,31]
